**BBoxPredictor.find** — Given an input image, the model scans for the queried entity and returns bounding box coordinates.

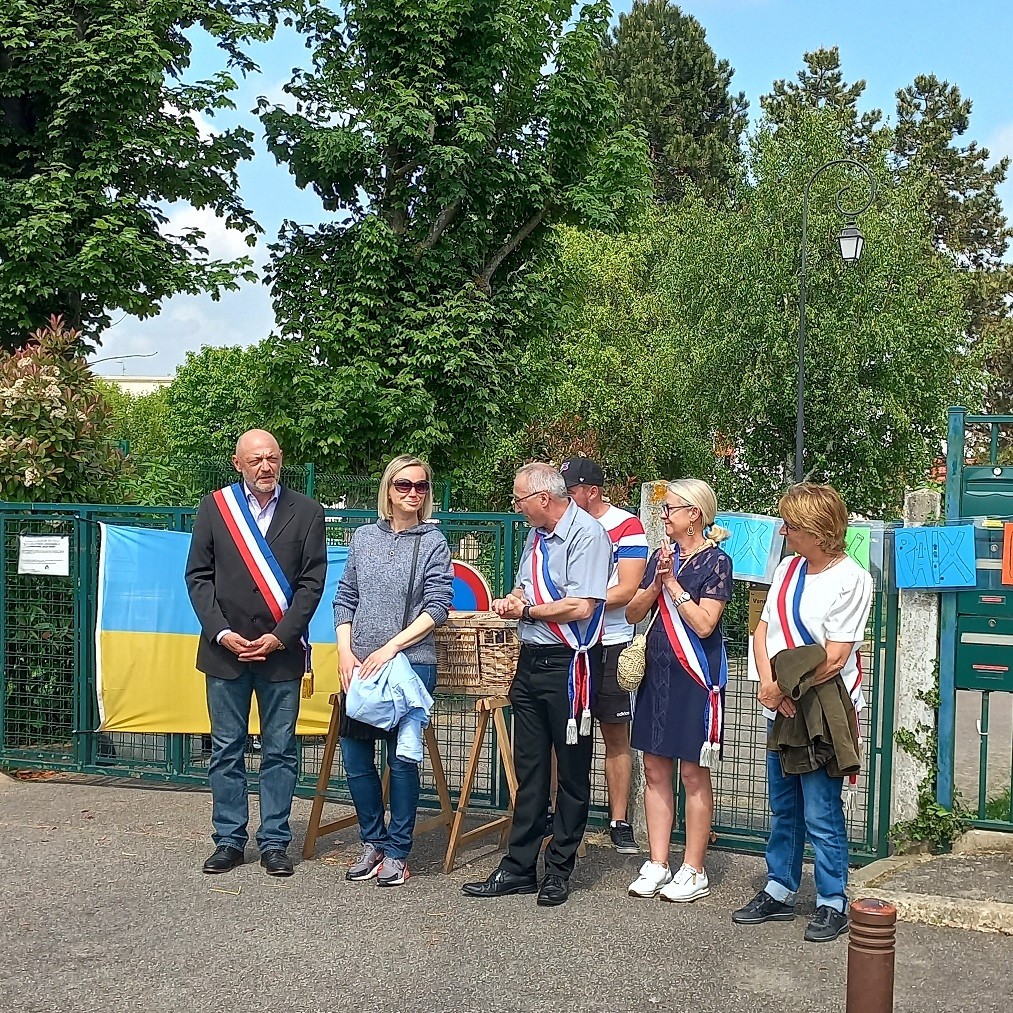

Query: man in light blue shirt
[463,463,611,907]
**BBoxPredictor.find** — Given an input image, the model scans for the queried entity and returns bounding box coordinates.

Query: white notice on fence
[18,535,70,576]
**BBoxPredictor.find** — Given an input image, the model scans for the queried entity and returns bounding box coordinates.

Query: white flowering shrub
[1,316,121,502]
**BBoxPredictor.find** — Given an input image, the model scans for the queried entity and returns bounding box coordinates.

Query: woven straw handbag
[616,608,660,693]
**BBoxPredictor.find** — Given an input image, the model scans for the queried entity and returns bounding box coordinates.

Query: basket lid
[444,610,518,628]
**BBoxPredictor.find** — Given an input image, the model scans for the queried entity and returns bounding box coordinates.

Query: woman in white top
[732,483,873,944]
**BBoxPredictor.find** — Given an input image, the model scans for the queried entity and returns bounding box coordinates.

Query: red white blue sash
[657,550,728,767]
[775,554,861,802]
[530,532,606,744]
[211,483,311,672]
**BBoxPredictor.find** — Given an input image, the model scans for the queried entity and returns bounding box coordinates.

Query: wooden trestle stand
[302,691,519,872]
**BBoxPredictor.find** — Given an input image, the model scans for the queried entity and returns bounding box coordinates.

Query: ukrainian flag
[96,525,347,735]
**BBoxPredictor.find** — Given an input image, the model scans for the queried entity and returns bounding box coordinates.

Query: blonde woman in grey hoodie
[332,454,453,886]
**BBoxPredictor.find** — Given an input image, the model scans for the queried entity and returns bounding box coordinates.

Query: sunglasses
[391,479,431,495]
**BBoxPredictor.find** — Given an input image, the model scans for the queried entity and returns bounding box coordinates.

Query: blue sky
[93,0,1013,375]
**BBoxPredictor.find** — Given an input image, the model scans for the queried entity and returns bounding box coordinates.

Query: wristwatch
[521,605,534,623]
[674,591,691,608]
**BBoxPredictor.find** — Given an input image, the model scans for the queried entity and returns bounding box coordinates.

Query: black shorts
[592,642,633,724]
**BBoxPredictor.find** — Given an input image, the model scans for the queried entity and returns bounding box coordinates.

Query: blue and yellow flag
[96,524,347,735]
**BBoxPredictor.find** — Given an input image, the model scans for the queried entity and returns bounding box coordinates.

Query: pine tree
[761,47,883,153]
[603,0,747,202]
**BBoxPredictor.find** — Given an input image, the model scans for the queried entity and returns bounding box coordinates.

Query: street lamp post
[795,159,877,483]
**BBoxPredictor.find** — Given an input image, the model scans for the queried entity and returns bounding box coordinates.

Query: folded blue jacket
[344,653,434,763]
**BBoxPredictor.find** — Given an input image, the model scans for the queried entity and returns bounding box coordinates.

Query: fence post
[892,488,941,825]
[305,462,315,499]
[629,480,668,843]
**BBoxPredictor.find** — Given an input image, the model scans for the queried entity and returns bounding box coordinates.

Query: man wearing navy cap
[561,457,649,855]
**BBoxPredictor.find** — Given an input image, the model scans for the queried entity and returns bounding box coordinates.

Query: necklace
[807,552,844,575]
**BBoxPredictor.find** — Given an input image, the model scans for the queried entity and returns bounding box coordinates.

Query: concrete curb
[853,848,1013,935]
[0,770,19,787]
[952,829,1013,855]
[853,888,1013,936]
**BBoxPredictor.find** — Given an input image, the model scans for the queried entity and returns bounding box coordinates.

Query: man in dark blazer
[185,429,326,877]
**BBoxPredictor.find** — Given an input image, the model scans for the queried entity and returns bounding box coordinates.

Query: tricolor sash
[530,532,606,744]
[657,547,728,767]
[211,483,312,676]
[775,554,861,806]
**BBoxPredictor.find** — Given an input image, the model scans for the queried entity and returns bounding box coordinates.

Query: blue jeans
[206,671,300,854]
[764,735,849,913]
[340,664,435,861]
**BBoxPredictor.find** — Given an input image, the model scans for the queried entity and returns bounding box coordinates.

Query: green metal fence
[0,502,897,860]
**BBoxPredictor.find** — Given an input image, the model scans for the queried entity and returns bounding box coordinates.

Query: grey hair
[516,462,568,500]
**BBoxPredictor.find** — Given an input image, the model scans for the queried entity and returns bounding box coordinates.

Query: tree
[489,219,712,504]
[0,2,284,350]
[602,0,747,202]
[257,0,651,482]
[1,316,122,501]
[162,345,265,458]
[96,381,171,459]
[657,110,972,516]
[893,74,1012,406]
[761,47,884,155]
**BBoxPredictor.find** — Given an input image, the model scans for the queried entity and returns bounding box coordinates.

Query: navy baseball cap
[560,457,604,488]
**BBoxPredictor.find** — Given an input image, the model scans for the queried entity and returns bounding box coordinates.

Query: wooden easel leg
[426,723,455,833]
[443,706,491,874]
[302,693,343,860]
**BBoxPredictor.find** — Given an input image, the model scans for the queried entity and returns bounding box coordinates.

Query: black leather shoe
[202,845,244,874]
[536,874,569,907]
[260,850,294,877]
[804,905,849,943]
[462,868,538,898]
[731,889,796,924]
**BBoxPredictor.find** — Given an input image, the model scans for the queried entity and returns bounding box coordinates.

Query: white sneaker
[659,863,710,903]
[628,860,673,898]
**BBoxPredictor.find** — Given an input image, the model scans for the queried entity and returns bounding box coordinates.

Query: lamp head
[838,222,865,263]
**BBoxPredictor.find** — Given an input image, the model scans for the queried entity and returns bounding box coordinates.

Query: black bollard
[846,898,897,1013]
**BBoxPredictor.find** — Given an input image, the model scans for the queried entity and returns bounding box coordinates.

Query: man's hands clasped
[492,593,526,620]
[220,631,283,663]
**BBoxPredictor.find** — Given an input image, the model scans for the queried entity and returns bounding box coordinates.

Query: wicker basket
[435,611,519,695]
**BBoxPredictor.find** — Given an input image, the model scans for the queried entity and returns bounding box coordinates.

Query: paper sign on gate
[17,535,70,575]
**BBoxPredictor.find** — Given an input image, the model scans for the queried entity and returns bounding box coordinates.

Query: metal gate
[938,406,1013,830]
[0,502,898,858]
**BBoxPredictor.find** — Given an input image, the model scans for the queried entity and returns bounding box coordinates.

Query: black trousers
[500,643,603,881]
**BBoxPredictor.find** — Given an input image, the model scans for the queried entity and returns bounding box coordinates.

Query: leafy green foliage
[258,0,652,483]
[96,381,171,459]
[891,681,967,853]
[602,0,747,202]
[632,110,971,515]
[0,1,284,350]
[489,219,712,505]
[0,315,122,501]
[162,345,265,457]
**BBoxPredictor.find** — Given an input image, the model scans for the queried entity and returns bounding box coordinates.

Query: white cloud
[92,283,274,376]
[162,203,259,263]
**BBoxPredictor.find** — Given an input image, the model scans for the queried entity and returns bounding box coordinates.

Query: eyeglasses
[661,503,694,518]
[391,479,431,495]
[780,519,800,533]
[511,490,545,507]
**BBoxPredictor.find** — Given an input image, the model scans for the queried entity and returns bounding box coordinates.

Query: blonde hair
[778,483,848,553]
[378,454,435,522]
[666,478,731,545]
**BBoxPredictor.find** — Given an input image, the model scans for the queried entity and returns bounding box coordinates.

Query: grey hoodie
[332,519,454,666]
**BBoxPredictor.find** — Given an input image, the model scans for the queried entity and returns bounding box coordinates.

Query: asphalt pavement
[2,776,1011,1013]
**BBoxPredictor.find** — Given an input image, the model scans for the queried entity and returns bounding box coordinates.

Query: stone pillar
[628,480,670,845]
[892,488,941,825]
